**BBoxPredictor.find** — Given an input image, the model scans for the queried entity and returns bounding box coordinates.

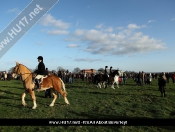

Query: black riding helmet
[37,56,43,60]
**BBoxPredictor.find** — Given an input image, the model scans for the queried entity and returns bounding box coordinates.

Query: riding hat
[37,56,43,60]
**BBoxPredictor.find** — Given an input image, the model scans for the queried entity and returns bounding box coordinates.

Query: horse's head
[113,70,123,77]
[12,73,18,78]
[117,70,123,77]
[13,62,21,74]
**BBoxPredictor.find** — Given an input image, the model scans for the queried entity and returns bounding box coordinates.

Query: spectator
[172,73,175,83]
[44,68,51,98]
[141,71,145,85]
[123,72,127,84]
[158,72,167,97]
[165,72,170,83]
[148,73,152,85]
[68,72,73,83]
[137,72,142,86]
[58,69,62,79]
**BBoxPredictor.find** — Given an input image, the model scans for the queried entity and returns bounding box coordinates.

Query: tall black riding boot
[33,79,40,91]
[36,79,40,89]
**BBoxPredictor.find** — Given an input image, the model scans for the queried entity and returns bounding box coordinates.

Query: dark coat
[158,76,166,87]
[45,70,49,75]
[35,61,46,75]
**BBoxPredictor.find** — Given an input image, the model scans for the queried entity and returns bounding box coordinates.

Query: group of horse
[92,66,123,89]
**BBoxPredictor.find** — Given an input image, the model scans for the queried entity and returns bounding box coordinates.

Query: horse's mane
[19,64,32,73]
[111,70,119,76]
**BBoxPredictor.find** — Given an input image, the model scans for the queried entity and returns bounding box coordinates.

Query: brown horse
[13,62,70,109]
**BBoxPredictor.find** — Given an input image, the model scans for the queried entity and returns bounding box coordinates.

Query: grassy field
[0,78,175,132]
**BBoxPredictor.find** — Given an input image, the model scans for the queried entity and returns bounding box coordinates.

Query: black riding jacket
[36,61,46,75]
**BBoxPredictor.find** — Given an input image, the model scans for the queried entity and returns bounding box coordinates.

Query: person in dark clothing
[33,56,47,90]
[45,68,49,75]
[137,72,142,86]
[165,72,169,83]
[104,66,108,82]
[123,72,127,84]
[44,68,52,98]
[172,73,175,83]
[58,70,62,79]
[158,72,167,97]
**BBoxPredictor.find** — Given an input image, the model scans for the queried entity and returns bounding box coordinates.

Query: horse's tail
[59,78,67,93]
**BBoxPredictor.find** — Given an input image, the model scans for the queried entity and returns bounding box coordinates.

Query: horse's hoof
[23,104,27,107]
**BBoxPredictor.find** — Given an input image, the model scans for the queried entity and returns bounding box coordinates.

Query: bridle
[14,64,33,82]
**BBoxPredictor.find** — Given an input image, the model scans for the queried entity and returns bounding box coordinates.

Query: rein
[15,64,33,82]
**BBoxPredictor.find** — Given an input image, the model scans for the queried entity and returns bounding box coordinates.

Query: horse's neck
[114,75,119,81]
[20,66,32,81]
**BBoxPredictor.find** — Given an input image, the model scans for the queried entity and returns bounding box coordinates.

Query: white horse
[1,72,7,80]
[110,70,123,89]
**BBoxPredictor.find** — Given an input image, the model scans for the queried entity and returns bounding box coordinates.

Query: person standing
[123,72,127,84]
[137,72,142,86]
[44,68,52,98]
[45,68,49,75]
[148,73,152,85]
[68,72,73,83]
[172,73,175,83]
[141,71,145,86]
[166,72,170,83]
[158,72,167,97]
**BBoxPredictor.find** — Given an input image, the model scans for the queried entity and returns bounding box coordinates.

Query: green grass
[0,78,175,132]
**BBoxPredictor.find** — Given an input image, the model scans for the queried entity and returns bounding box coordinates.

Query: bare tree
[8,67,14,73]
[57,66,66,72]
[98,68,104,72]
[72,67,81,73]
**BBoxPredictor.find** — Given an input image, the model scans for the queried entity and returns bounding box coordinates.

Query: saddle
[33,75,48,91]
[40,75,48,84]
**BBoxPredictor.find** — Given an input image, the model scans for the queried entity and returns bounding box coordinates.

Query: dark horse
[93,66,122,89]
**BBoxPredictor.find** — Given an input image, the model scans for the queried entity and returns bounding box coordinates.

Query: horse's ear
[15,62,19,65]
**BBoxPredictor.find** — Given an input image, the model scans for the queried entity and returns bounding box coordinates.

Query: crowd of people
[1,55,175,98]
[131,72,175,86]
[0,72,13,81]
[51,69,95,84]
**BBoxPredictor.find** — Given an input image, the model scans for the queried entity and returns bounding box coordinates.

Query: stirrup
[32,81,40,91]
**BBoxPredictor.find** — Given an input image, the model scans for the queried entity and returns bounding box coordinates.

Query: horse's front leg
[28,89,37,109]
[97,82,101,88]
[111,82,115,89]
[22,92,27,107]
[103,81,107,89]
[116,82,119,88]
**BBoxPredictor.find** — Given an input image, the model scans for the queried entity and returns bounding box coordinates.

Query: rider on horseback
[33,56,47,90]
[104,66,108,75]
[104,66,109,82]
